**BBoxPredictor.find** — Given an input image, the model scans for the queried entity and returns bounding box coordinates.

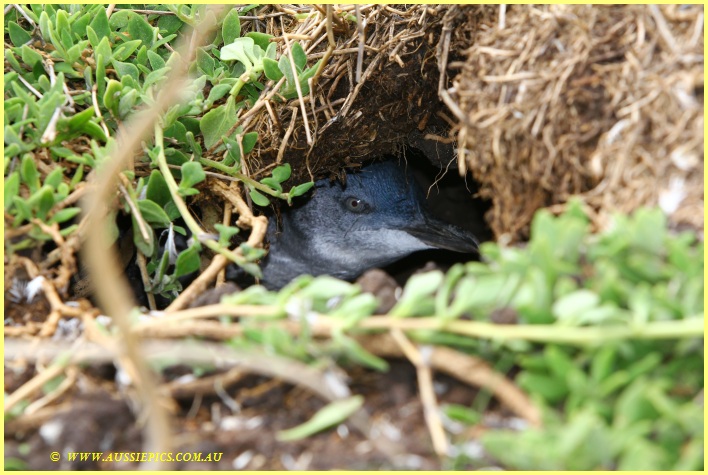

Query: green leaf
[278,55,296,87]
[260,177,282,192]
[137,199,171,227]
[112,39,142,62]
[30,185,55,220]
[55,182,69,202]
[44,167,64,190]
[618,439,667,470]
[143,66,170,89]
[20,44,43,68]
[184,132,202,157]
[72,12,92,42]
[55,10,72,50]
[175,245,201,278]
[205,83,232,108]
[5,51,23,75]
[79,121,108,143]
[222,8,241,46]
[164,121,188,144]
[552,289,600,323]
[335,333,389,371]
[12,196,32,224]
[271,163,292,183]
[128,13,154,48]
[249,189,270,206]
[220,135,242,168]
[147,50,166,70]
[221,37,256,68]
[291,41,307,70]
[146,170,171,207]
[8,22,32,47]
[152,33,177,51]
[38,11,51,45]
[517,371,569,403]
[297,275,356,300]
[179,161,206,190]
[331,293,379,326]
[108,9,132,29]
[214,223,240,246]
[158,14,183,36]
[95,47,107,101]
[89,7,110,41]
[265,42,277,60]
[86,25,99,49]
[246,32,273,51]
[296,60,321,95]
[196,48,215,76]
[263,57,284,81]
[20,155,41,193]
[94,36,112,64]
[590,344,617,383]
[37,77,65,137]
[118,88,138,118]
[132,215,155,257]
[443,404,482,426]
[50,207,81,224]
[66,107,95,132]
[200,97,239,149]
[5,172,20,211]
[103,80,122,116]
[112,60,140,82]
[288,181,314,198]
[242,131,259,154]
[277,396,364,441]
[70,164,85,187]
[391,271,443,317]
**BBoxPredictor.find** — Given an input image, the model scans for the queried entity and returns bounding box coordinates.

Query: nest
[241,4,703,240]
[449,5,704,238]
[239,4,450,183]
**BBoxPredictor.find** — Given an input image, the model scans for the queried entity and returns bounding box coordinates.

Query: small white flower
[25,276,45,303]
[161,224,179,266]
[39,420,64,445]
[232,450,254,470]
[115,367,132,387]
[323,370,351,399]
[659,176,687,215]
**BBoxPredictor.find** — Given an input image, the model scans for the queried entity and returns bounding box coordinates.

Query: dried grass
[237,5,702,239]
[447,5,703,238]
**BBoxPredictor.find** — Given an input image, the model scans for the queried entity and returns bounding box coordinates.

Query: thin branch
[280,17,312,144]
[390,329,449,457]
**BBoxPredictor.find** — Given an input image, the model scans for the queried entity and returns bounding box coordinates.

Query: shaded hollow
[382,148,493,285]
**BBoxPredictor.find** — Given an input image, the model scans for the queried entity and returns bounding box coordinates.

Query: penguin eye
[344,197,369,213]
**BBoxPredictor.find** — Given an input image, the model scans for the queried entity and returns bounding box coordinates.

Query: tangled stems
[153,124,259,275]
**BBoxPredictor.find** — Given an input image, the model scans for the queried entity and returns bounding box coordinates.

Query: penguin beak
[403,217,479,254]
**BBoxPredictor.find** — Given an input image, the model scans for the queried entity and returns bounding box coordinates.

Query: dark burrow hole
[382,146,493,285]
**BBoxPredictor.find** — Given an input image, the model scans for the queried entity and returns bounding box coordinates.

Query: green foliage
[431,202,702,470]
[222,201,701,470]
[4,5,315,293]
[277,396,364,441]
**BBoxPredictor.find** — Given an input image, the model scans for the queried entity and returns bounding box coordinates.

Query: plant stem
[154,125,205,237]
[137,301,704,346]
[357,315,705,345]
[230,78,246,97]
[198,157,287,198]
[154,125,254,269]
